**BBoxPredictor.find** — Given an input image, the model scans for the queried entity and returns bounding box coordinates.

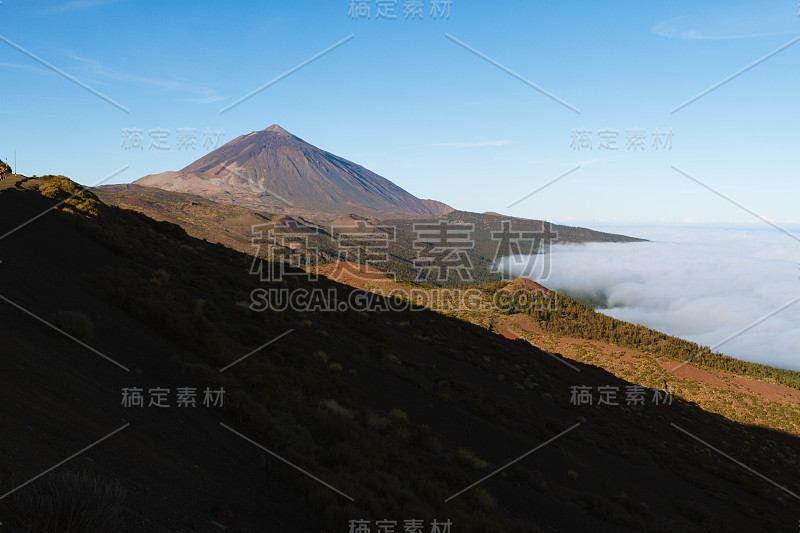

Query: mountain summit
[134,125,453,217]
[261,123,293,135]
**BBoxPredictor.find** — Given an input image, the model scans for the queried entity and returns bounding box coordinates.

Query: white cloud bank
[503,225,800,371]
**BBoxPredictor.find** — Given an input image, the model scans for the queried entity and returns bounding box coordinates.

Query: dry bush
[319,399,356,419]
[384,354,401,365]
[395,428,411,442]
[149,268,170,285]
[455,448,490,470]
[472,487,497,511]
[6,470,126,532]
[51,310,95,342]
[388,408,408,423]
[366,410,391,432]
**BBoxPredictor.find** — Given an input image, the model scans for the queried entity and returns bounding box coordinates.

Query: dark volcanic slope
[2,174,799,532]
[135,125,453,217]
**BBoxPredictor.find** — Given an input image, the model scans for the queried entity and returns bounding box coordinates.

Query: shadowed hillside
[1,174,797,532]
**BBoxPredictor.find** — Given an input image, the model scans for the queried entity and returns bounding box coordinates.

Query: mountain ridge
[94,184,645,286]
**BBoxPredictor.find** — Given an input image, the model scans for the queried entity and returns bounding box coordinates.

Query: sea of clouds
[502,224,800,371]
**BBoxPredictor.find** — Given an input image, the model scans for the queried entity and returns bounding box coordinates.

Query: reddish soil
[500,278,554,295]
[317,261,393,283]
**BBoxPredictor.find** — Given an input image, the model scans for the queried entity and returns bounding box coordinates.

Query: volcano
[134,124,453,217]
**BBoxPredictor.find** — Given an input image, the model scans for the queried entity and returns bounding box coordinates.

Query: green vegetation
[520,290,800,390]
[96,186,645,288]
[39,176,101,216]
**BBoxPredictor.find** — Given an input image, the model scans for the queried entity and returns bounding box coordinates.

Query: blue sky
[1,0,799,226]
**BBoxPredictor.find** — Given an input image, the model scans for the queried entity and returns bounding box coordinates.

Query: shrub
[38,176,101,216]
[396,428,411,442]
[6,470,126,532]
[421,435,443,455]
[389,408,408,423]
[319,399,356,419]
[51,310,95,342]
[455,448,490,470]
[471,487,497,511]
[366,410,391,432]
[150,269,170,286]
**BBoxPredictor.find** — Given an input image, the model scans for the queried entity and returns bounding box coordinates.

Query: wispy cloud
[436,140,511,148]
[653,8,799,41]
[0,62,50,74]
[44,0,123,14]
[70,53,181,90]
[185,88,226,104]
[69,54,224,104]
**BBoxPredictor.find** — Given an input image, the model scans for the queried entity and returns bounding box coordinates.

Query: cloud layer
[504,225,800,371]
